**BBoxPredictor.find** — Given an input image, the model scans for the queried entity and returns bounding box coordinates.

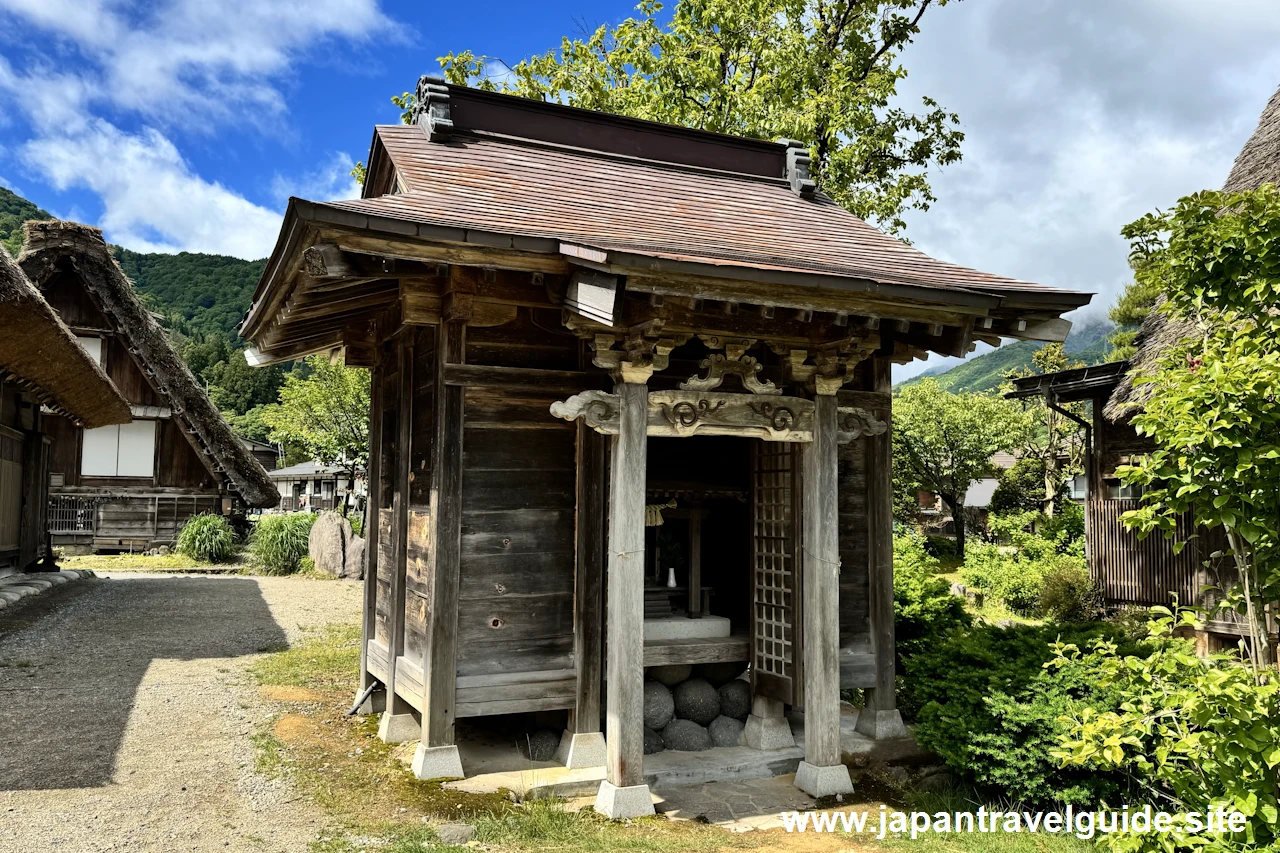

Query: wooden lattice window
[750,442,802,704]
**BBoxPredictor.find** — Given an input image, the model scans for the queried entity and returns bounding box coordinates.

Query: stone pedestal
[594,781,655,819]
[795,761,854,798]
[744,695,795,750]
[854,709,908,740]
[557,731,607,769]
[412,743,465,780]
[353,685,386,716]
[377,712,419,744]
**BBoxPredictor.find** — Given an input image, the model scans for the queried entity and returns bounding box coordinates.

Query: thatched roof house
[19,221,278,511]
[0,245,130,428]
[1106,83,1280,419]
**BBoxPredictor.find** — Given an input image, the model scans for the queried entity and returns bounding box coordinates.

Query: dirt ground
[0,572,362,853]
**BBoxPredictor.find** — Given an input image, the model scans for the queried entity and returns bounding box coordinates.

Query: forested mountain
[896,318,1114,394]
[0,186,50,256]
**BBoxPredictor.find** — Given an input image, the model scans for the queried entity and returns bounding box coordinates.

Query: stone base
[353,685,386,716]
[854,709,908,740]
[377,712,419,744]
[412,744,465,780]
[594,780,656,819]
[794,761,854,798]
[744,714,795,750]
[556,731,606,769]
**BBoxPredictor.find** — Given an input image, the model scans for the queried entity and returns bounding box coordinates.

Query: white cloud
[0,0,395,258]
[24,120,282,258]
[271,152,363,205]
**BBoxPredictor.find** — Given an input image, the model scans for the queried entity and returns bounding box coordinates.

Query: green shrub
[1039,559,1103,623]
[962,510,1089,615]
[893,532,970,659]
[1040,499,1085,550]
[901,620,1142,806]
[1053,610,1280,852]
[175,513,237,563]
[347,512,363,538]
[922,535,959,561]
[251,513,316,575]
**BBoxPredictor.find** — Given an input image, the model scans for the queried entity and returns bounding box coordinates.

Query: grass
[871,793,1096,853]
[58,552,237,572]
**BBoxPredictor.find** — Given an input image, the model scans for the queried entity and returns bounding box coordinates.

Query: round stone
[647,664,692,687]
[643,681,675,730]
[661,718,712,751]
[693,661,748,687]
[643,727,665,755]
[718,679,751,721]
[516,729,560,762]
[708,715,745,748]
[672,678,720,725]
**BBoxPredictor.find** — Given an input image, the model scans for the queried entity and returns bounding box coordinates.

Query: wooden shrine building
[19,222,279,550]
[0,245,130,574]
[241,78,1091,816]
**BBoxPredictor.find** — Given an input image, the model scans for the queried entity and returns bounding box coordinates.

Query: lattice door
[749,441,803,707]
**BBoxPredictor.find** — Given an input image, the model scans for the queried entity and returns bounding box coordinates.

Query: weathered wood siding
[836,377,878,689]
[453,317,579,716]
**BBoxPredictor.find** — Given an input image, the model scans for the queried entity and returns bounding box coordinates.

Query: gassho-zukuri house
[240,77,1092,817]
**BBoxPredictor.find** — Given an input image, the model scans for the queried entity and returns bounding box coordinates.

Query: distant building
[18,221,278,551]
[240,436,282,472]
[266,461,364,513]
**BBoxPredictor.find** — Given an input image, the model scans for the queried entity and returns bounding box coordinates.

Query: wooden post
[856,357,907,740]
[379,337,418,743]
[594,381,655,818]
[559,421,607,768]
[412,319,467,780]
[358,359,385,712]
[795,390,854,797]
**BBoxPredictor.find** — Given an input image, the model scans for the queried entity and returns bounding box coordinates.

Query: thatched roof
[18,221,279,508]
[1106,83,1280,420]
[0,245,130,429]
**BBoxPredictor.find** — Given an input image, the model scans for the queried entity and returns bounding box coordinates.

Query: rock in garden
[343,535,365,580]
[708,715,745,748]
[717,679,751,721]
[647,664,692,686]
[308,511,353,578]
[436,824,475,845]
[693,661,747,687]
[673,678,720,725]
[643,727,665,755]
[516,729,560,762]
[643,681,675,730]
[157,545,171,556]
[662,718,712,751]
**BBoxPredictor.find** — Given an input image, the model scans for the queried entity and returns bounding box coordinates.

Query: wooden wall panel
[409,326,437,507]
[375,507,395,645]
[155,418,215,488]
[44,415,80,487]
[103,337,161,407]
[42,270,111,330]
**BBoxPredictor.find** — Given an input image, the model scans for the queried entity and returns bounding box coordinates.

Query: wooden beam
[328,229,570,275]
[801,392,842,769]
[385,341,414,722]
[569,422,606,734]
[443,364,610,394]
[423,320,466,747]
[604,382,648,789]
[360,360,385,701]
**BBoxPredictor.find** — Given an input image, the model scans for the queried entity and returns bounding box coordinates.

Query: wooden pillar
[594,381,655,818]
[379,338,418,743]
[358,360,385,711]
[559,421,607,768]
[412,319,467,780]
[795,390,854,797]
[856,356,907,740]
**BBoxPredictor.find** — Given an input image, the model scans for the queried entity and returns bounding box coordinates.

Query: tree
[1003,342,1086,517]
[1105,211,1167,361]
[893,379,1033,558]
[1116,185,1280,675]
[260,356,371,472]
[372,0,964,235]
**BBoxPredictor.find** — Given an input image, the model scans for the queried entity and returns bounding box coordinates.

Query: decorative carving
[549,390,621,434]
[413,76,453,141]
[783,140,816,199]
[649,391,811,441]
[681,353,781,395]
[836,406,888,443]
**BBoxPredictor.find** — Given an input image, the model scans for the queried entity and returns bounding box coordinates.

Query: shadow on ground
[0,576,286,791]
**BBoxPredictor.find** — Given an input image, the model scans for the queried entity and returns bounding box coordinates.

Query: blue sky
[2,1,1279,378]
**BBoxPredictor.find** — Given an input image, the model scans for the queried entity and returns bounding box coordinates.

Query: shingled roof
[19,221,279,508]
[0,245,130,428]
[1106,83,1280,420]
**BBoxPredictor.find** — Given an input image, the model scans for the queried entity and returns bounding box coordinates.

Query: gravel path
[0,573,362,853]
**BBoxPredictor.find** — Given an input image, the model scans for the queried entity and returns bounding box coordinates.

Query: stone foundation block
[594,781,656,819]
[556,731,607,768]
[795,761,854,798]
[412,744,464,780]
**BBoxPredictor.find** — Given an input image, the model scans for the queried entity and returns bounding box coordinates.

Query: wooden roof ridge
[18,220,280,508]
[0,243,131,428]
[1106,82,1280,419]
